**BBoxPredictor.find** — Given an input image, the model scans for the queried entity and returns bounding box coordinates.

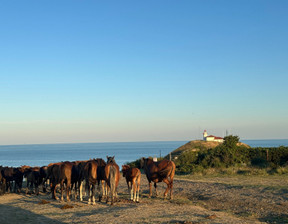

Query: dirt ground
[0,174,287,224]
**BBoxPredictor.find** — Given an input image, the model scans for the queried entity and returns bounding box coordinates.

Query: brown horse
[140,157,175,199]
[122,165,141,202]
[94,158,107,202]
[83,160,98,205]
[72,160,89,201]
[46,161,73,201]
[105,156,120,205]
[23,166,41,195]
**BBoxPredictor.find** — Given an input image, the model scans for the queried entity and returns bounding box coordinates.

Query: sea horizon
[0,138,288,147]
[0,139,287,168]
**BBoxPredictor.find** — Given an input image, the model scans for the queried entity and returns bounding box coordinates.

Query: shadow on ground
[0,204,64,224]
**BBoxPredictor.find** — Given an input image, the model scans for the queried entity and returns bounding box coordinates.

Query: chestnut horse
[122,165,141,202]
[105,156,120,205]
[140,157,175,199]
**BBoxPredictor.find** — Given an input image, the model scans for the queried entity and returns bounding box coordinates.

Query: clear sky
[0,1,287,145]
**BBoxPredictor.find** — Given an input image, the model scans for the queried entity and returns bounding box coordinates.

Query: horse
[83,160,98,205]
[23,166,41,195]
[46,161,73,201]
[0,166,6,195]
[94,158,107,202]
[39,166,48,193]
[122,165,141,202]
[105,156,120,205]
[72,160,89,201]
[140,157,175,199]
[1,166,25,193]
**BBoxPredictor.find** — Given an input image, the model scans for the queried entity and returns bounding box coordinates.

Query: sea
[0,139,287,168]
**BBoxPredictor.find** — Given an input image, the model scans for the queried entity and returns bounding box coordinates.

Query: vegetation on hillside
[175,135,288,174]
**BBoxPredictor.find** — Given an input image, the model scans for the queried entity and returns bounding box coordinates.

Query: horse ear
[112,156,115,159]
[106,156,108,159]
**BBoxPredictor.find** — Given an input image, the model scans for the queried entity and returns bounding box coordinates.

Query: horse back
[146,159,175,182]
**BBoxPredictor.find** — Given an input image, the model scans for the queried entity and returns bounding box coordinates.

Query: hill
[166,140,250,160]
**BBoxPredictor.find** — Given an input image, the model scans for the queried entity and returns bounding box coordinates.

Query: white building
[203,130,224,143]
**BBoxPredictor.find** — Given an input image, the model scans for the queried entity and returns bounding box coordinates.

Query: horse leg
[35,183,39,195]
[52,184,59,200]
[154,182,158,197]
[79,181,83,201]
[91,184,96,205]
[13,181,17,193]
[106,185,110,204]
[127,180,132,200]
[163,179,171,199]
[136,175,140,203]
[87,183,91,205]
[66,180,71,201]
[42,180,47,193]
[30,181,34,194]
[170,177,174,199]
[132,179,137,202]
[26,180,30,194]
[60,181,64,201]
[97,180,101,202]
[101,180,107,201]
[111,183,115,206]
[148,181,152,198]
[98,180,102,202]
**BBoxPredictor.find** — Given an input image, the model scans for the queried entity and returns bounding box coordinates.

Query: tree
[223,135,240,149]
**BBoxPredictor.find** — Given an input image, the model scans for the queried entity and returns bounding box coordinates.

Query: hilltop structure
[203,130,224,143]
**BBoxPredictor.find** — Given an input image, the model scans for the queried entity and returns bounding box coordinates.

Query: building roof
[206,135,223,139]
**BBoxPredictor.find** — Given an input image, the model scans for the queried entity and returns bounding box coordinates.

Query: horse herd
[0,157,176,205]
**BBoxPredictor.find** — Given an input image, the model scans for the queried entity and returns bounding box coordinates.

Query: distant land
[167,140,250,160]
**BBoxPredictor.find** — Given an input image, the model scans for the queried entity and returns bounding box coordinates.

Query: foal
[122,165,141,202]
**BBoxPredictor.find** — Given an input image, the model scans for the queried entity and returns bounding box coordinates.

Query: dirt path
[0,175,287,223]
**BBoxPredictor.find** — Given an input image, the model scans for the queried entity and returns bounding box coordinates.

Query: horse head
[106,156,116,164]
[121,165,130,177]
[140,157,149,169]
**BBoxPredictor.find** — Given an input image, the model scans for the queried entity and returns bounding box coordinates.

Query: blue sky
[0,1,287,144]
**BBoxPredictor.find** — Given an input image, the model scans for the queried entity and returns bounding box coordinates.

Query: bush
[251,157,268,168]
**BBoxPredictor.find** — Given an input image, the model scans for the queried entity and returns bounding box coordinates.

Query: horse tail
[109,166,117,203]
[169,161,176,180]
[109,166,116,192]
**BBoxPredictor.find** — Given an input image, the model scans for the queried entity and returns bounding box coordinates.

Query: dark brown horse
[73,160,89,201]
[105,156,120,205]
[0,166,6,195]
[1,166,25,193]
[140,157,175,199]
[83,160,98,205]
[122,165,141,202]
[94,158,107,202]
[77,159,107,203]
[24,166,41,195]
[46,161,73,201]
